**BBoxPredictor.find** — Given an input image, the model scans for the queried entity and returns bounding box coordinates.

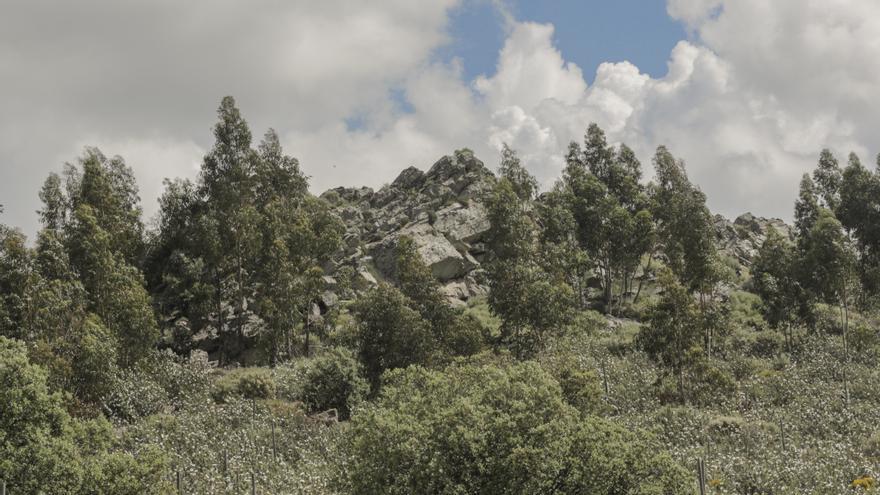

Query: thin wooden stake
[176,470,181,494]
[697,458,706,495]
[251,472,256,495]
[2,479,6,495]
[272,420,278,462]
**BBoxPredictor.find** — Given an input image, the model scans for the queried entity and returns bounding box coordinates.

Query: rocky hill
[320,149,495,307]
[713,212,792,266]
[318,151,793,311]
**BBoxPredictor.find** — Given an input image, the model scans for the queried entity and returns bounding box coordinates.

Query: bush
[555,365,605,415]
[0,337,170,494]
[751,329,786,357]
[213,367,276,403]
[538,336,606,415]
[299,348,368,420]
[104,350,212,421]
[441,313,487,357]
[351,283,436,388]
[342,360,690,494]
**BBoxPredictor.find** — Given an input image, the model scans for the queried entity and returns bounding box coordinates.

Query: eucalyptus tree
[752,230,801,349]
[803,209,857,405]
[838,152,880,303]
[812,149,842,212]
[556,124,654,313]
[486,165,573,357]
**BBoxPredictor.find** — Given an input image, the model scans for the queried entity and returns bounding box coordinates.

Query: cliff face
[713,212,793,266]
[320,149,496,306]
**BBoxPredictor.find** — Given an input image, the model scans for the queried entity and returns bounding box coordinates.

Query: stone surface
[714,212,793,265]
[323,150,495,302]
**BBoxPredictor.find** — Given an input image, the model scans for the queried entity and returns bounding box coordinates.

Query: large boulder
[392,166,426,189]
[323,150,496,300]
[432,203,490,243]
[714,212,793,265]
[370,223,478,282]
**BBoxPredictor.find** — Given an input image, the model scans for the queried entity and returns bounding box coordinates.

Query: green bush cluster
[342,360,690,494]
[213,367,277,403]
[275,347,368,420]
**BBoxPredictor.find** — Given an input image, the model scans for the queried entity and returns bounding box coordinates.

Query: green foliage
[440,311,487,357]
[638,270,707,403]
[752,230,801,332]
[497,143,538,201]
[10,95,880,493]
[67,204,158,365]
[104,350,213,422]
[349,241,488,390]
[794,173,821,242]
[813,149,843,212]
[804,209,856,305]
[0,337,169,494]
[121,396,343,493]
[0,225,34,339]
[301,349,369,420]
[342,360,690,494]
[463,296,502,335]
[541,354,605,415]
[214,367,277,402]
[485,175,575,356]
[651,145,719,294]
[352,283,435,388]
[147,97,343,364]
[553,126,655,313]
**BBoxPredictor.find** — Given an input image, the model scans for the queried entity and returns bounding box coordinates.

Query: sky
[2,0,880,238]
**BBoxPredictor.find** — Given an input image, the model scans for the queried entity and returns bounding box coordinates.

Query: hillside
[2,98,880,494]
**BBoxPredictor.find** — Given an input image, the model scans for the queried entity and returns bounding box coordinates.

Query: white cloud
[4,0,880,236]
[475,22,587,110]
[0,0,461,236]
[466,0,880,220]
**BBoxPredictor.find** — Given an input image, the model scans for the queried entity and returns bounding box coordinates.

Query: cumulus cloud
[471,0,880,220]
[0,0,460,235]
[3,0,880,236]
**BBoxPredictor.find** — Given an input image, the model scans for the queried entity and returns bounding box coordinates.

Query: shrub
[299,348,368,420]
[441,313,487,357]
[236,368,277,399]
[342,361,690,494]
[0,337,170,493]
[351,283,435,388]
[751,329,786,357]
[863,431,880,458]
[213,368,276,403]
[555,365,604,415]
[104,350,212,421]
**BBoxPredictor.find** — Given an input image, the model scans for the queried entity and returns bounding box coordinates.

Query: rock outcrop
[320,150,793,307]
[321,149,495,305]
[714,212,793,265]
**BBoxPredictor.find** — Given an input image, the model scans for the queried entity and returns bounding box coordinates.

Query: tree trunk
[216,273,225,365]
[303,302,311,357]
[634,252,654,304]
[678,367,686,405]
[841,282,851,408]
[236,250,245,339]
[603,258,613,315]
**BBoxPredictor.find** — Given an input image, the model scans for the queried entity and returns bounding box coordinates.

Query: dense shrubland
[2,97,880,493]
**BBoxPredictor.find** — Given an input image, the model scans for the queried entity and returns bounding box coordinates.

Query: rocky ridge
[713,212,793,266]
[320,149,496,307]
[318,151,793,309]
